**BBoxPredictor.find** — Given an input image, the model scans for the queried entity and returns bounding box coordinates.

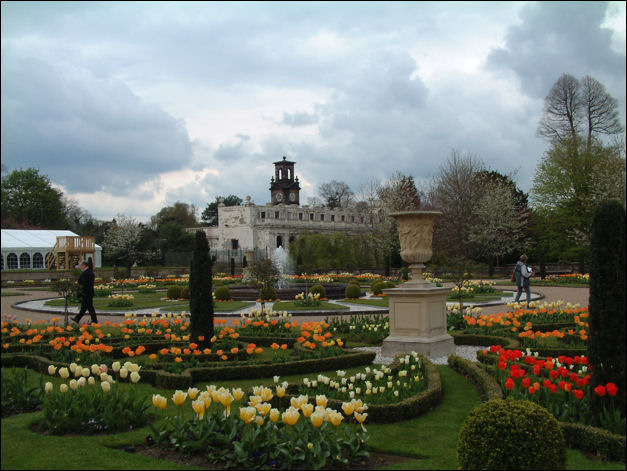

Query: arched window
[7,253,18,270]
[20,253,31,269]
[276,235,283,248]
[33,252,44,269]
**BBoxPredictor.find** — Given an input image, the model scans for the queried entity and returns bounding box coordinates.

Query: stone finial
[218,197,225,207]
[245,195,254,206]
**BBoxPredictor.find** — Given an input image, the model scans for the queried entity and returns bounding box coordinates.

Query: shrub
[588,200,626,416]
[345,284,362,299]
[166,285,182,299]
[259,285,277,301]
[370,280,395,295]
[214,286,232,301]
[457,399,566,470]
[181,286,190,299]
[190,230,214,344]
[309,283,326,298]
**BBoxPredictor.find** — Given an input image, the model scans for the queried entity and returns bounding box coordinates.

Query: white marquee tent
[1,229,102,270]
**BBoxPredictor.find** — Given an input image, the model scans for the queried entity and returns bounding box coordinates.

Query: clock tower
[270,156,300,205]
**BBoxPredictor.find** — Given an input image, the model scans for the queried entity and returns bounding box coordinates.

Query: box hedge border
[1,349,376,391]
[448,355,625,462]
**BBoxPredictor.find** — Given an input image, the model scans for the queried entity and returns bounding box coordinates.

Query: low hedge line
[279,355,442,423]
[447,355,502,401]
[527,346,587,357]
[450,332,520,349]
[447,355,626,463]
[1,350,376,391]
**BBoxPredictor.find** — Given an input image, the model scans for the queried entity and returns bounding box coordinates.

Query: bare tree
[537,73,623,148]
[318,180,354,208]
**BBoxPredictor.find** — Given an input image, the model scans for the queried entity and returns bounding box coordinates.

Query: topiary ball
[214,286,232,301]
[345,284,362,299]
[166,285,182,300]
[259,285,277,301]
[457,399,566,470]
[309,284,326,298]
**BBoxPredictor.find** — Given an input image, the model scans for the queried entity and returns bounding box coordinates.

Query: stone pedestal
[381,283,455,358]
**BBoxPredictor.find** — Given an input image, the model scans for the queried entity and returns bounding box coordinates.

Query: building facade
[188,157,376,260]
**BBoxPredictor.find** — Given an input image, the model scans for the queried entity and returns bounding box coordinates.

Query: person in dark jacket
[514,254,533,304]
[72,259,98,324]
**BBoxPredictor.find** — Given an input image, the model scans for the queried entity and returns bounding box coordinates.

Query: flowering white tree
[468,183,528,269]
[102,214,143,267]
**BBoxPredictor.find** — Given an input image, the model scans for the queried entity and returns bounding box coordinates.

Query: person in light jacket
[514,254,533,304]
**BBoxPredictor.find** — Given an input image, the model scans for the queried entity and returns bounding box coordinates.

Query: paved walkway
[2,281,589,326]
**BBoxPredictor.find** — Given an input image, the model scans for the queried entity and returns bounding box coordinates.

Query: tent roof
[1,230,102,250]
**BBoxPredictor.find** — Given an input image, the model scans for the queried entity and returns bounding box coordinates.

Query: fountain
[381,211,455,358]
[271,246,293,289]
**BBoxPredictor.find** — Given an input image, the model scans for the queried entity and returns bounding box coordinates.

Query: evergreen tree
[588,200,626,416]
[189,230,213,345]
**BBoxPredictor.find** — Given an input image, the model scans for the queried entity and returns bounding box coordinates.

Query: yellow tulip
[58,367,69,379]
[199,391,212,408]
[60,383,69,393]
[152,394,167,409]
[187,387,199,400]
[192,399,206,419]
[354,412,368,431]
[310,410,325,428]
[329,411,343,427]
[301,403,314,418]
[248,395,262,407]
[240,406,256,424]
[341,402,355,416]
[315,395,328,408]
[282,407,300,426]
[255,415,265,426]
[269,408,280,423]
[255,402,272,416]
[172,390,187,406]
[276,385,286,398]
[232,388,244,401]
[260,387,273,402]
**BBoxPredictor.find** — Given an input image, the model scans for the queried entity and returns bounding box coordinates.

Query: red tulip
[594,385,606,397]
[573,389,585,400]
[606,383,618,397]
[505,377,515,390]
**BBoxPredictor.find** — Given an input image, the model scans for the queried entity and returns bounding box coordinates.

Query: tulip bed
[148,382,369,469]
[478,346,626,436]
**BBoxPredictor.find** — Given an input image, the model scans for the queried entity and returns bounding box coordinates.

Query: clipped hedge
[345,284,362,299]
[559,422,626,463]
[214,286,232,301]
[309,284,326,298]
[448,355,502,401]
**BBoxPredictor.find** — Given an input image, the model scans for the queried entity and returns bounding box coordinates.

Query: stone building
[189,157,374,263]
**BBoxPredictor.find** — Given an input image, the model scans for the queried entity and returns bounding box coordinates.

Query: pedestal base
[381,333,455,359]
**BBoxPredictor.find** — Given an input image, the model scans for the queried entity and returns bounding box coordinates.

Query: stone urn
[382,210,455,358]
[389,211,441,287]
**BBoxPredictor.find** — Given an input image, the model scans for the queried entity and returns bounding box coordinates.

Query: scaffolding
[46,236,96,270]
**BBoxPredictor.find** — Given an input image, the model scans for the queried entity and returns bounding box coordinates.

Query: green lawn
[341,298,389,307]
[43,292,254,312]
[272,301,349,311]
[1,364,623,470]
[1,291,24,297]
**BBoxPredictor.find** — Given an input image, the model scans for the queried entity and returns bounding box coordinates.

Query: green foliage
[289,232,381,272]
[1,167,67,228]
[201,194,242,226]
[457,399,566,470]
[214,286,232,301]
[190,231,213,343]
[247,259,280,289]
[42,382,150,434]
[344,284,362,299]
[309,284,326,298]
[1,368,43,418]
[370,280,394,295]
[588,200,626,416]
[259,285,277,301]
[166,285,182,299]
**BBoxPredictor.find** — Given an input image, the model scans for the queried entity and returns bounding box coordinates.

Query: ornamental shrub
[588,200,626,416]
[181,286,190,299]
[259,285,277,301]
[166,285,182,299]
[309,283,326,298]
[457,399,566,470]
[214,286,232,301]
[190,230,213,344]
[345,284,362,299]
[371,280,395,295]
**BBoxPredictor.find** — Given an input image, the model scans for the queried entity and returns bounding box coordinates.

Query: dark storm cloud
[487,1,625,100]
[1,51,193,196]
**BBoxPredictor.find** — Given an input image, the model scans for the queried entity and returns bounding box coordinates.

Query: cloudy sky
[2,1,625,223]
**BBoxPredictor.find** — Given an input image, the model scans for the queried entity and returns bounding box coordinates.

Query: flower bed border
[448,355,626,462]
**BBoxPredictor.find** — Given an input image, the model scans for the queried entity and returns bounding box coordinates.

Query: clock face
[289,192,296,202]
[275,192,283,202]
